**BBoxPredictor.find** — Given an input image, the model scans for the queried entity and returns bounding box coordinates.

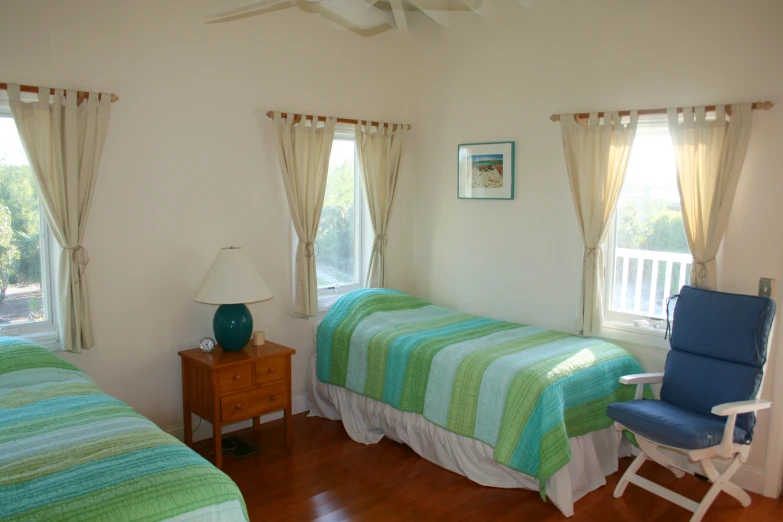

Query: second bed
[307,289,641,517]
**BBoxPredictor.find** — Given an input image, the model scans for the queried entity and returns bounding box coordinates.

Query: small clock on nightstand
[199,337,215,352]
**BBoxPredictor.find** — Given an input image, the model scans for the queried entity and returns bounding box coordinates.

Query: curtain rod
[0,83,119,103]
[549,101,774,122]
[266,111,412,131]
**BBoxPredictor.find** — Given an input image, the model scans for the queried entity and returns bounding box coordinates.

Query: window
[315,128,369,306]
[604,118,691,334]
[0,113,57,341]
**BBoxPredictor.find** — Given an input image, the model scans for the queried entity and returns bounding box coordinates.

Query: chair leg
[689,455,750,522]
[615,431,753,522]
[615,451,647,498]
[699,456,751,507]
[689,479,724,522]
[721,481,751,507]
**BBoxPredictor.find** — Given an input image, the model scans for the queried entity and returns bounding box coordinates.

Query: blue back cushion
[661,286,775,438]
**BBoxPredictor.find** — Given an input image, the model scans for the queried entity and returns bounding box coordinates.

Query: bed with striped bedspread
[317,289,646,497]
[0,337,247,521]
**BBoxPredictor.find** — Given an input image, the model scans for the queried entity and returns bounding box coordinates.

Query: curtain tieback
[374,233,388,252]
[692,256,717,280]
[583,247,598,269]
[63,245,89,282]
[301,241,318,258]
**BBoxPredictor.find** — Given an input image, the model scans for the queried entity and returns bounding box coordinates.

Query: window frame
[0,110,60,348]
[313,126,369,310]
[600,117,689,350]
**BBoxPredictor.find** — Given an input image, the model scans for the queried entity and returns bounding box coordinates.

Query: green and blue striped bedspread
[316,289,644,497]
[0,337,248,521]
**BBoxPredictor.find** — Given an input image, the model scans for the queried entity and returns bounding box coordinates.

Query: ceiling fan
[206,0,533,37]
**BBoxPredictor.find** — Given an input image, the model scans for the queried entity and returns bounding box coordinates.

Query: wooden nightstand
[179,341,296,468]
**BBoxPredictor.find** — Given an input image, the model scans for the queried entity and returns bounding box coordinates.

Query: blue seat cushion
[670,286,775,368]
[661,350,760,436]
[607,399,749,450]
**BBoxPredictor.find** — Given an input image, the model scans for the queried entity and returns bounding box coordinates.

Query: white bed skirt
[307,355,632,517]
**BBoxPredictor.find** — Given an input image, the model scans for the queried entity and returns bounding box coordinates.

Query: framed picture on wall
[457,141,515,200]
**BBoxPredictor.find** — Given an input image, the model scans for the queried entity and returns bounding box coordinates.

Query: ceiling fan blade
[460,0,488,15]
[205,0,295,23]
[317,0,394,36]
[391,0,471,10]
[388,0,408,31]
[406,0,453,26]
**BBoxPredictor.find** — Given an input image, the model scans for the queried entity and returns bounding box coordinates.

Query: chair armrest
[620,373,664,400]
[619,373,664,385]
[712,399,771,416]
[713,399,771,457]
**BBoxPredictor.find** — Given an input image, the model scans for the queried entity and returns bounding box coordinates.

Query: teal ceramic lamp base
[213,303,253,352]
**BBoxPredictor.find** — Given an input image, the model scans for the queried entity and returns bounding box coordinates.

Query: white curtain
[8,84,111,353]
[355,121,406,288]
[560,111,638,336]
[667,105,753,290]
[273,112,336,318]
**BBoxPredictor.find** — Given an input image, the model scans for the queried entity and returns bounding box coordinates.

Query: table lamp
[195,247,273,351]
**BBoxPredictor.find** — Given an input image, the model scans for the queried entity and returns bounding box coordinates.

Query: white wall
[404,0,783,478]
[0,0,415,434]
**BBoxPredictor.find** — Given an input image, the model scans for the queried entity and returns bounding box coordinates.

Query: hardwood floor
[193,413,783,521]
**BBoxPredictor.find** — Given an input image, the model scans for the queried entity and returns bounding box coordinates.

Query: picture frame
[458,141,515,200]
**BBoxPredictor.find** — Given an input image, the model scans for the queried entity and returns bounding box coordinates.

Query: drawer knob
[233,374,241,381]
[268,367,276,373]
[270,395,277,401]
[235,404,243,410]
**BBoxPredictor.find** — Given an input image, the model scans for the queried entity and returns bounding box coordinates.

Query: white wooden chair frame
[612,373,771,522]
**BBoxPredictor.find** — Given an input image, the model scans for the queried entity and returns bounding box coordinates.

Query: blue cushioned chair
[606,285,775,522]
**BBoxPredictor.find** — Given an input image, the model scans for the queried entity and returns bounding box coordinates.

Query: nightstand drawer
[217,365,253,394]
[220,382,289,423]
[255,356,286,385]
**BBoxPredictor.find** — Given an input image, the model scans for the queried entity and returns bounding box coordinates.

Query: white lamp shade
[195,247,273,305]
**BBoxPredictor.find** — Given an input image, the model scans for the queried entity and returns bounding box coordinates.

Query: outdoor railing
[612,247,692,318]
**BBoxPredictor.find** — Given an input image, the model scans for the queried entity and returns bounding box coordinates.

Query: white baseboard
[734,464,766,494]
[166,393,309,442]
[660,447,765,495]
